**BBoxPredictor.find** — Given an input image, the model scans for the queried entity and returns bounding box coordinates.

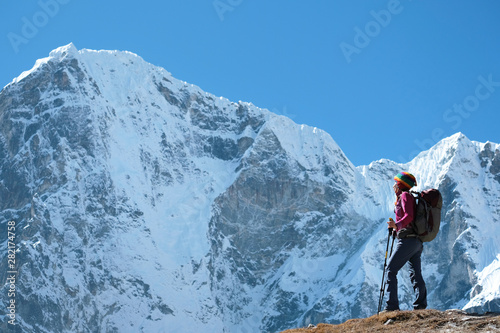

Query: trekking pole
[388,225,396,258]
[380,223,397,310]
[377,221,394,314]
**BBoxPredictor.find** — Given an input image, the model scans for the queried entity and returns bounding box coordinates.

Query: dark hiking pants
[385,237,427,311]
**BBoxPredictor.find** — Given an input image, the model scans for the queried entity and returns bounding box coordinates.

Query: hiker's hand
[387,219,396,229]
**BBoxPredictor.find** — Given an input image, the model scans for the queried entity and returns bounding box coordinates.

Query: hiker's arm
[394,192,415,231]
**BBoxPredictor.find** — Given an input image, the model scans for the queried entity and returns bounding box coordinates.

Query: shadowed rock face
[0,55,133,333]
[1,46,500,333]
[0,47,273,333]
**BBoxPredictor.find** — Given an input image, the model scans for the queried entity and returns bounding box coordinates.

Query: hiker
[384,172,427,312]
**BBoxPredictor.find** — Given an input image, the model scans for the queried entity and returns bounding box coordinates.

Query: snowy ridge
[0,44,499,332]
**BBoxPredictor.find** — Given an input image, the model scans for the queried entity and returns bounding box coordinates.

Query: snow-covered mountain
[0,44,499,333]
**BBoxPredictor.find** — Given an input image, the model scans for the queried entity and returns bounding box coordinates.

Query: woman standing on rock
[384,172,427,312]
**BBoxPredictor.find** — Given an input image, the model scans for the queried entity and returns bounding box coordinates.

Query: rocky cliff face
[0,44,499,333]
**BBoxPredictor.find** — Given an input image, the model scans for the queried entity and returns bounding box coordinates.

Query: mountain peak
[7,43,79,87]
[410,132,473,163]
[444,131,471,146]
[7,44,150,89]
[427,132,470,150]
[49,42,79,59]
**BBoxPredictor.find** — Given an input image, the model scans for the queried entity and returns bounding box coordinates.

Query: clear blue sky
[1,0,499,166]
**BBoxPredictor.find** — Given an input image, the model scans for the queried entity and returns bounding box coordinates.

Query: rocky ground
[281,309,500,333]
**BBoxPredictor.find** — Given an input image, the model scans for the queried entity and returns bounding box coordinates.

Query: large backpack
[410,189,443,242]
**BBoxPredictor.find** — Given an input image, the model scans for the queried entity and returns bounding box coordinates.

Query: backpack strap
[409,190,420,234]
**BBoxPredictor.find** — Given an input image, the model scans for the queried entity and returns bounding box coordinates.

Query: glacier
[0,43,499,332]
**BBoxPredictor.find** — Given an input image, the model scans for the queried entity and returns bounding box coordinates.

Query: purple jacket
[394,191,415,232]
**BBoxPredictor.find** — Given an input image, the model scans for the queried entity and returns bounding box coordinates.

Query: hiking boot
[413,306,427,310]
